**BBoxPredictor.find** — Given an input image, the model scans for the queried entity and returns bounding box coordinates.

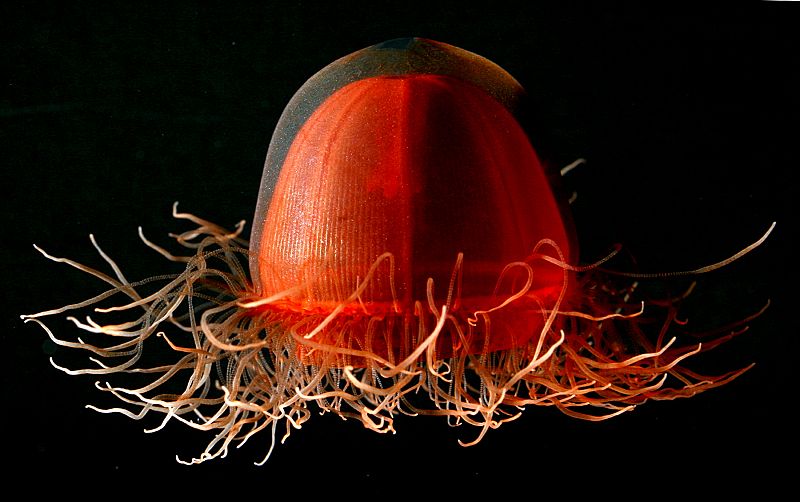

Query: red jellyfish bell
[23,38,773,465]
[249,37,575,365]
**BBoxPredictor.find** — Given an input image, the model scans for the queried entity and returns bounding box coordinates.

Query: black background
[3,1,796,494]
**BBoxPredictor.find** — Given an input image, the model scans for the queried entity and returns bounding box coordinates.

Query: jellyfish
[22,38,773,465]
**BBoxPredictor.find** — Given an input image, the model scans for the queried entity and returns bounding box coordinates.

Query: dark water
[3,2,794,494]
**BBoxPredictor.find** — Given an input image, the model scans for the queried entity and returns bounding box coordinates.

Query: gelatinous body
[254,76,571,360]
[22,38,771,465]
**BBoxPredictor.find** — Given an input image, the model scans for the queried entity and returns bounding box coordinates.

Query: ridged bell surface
[250,39,574,354]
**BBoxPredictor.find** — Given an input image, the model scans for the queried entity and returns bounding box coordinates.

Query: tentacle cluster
[22,205,770,464]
